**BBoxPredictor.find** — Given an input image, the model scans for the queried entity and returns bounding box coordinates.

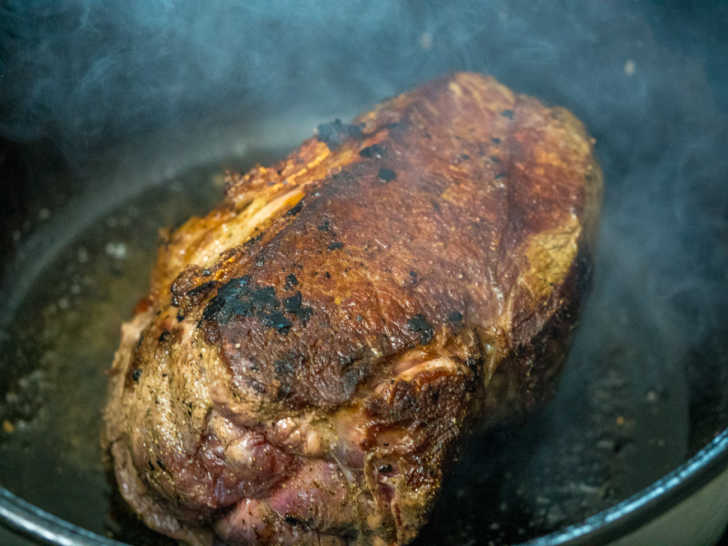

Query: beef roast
[102,72,602,545]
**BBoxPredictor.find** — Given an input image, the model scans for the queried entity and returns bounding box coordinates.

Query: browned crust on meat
[161,72,599,410]
[103,72,602,545]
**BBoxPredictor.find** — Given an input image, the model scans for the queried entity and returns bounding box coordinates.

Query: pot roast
[102,72,602,545]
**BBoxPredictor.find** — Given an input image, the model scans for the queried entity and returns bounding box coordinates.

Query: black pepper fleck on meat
[378,168,397,183]
[407,314,434,345]
[284,274,298,290]
[328,241,344,250]
[448,310,464,323]
[132,369,142,382]
[317,219,331,232]
[500,109,514,119]
[158,330,171,342]
[491,137,501,144]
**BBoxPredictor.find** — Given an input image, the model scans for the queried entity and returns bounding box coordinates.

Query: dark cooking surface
[1,1,728,545]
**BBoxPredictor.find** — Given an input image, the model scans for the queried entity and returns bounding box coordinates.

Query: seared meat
[103,72,602,545]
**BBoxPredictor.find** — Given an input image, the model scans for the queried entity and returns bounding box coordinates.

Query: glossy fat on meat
[102,72,602,545]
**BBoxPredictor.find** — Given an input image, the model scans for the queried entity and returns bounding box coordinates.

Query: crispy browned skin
[103,72,602,545]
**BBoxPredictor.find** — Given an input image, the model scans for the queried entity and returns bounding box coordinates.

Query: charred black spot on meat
[317,219,331,232]
[283,291,302,314]
[378,168,397,183]
[447,310,463,323]
[328,241,344,250]
[298,306,313,325]
[359,144,385,158]
[202,269,212,277]
[378,463,394,474]
[407,314,434,345]
[253,286,277,308]
[131,368,142,382]
[409,270,419,285]
[284,515,301,526]
[262,311,292,334]
[203,276,252,323]
[158,329,171,342]
[286,201,303,216]
[203,276,299,332]
[176,311,185,322]
[282,291,313,324]
[284,273,298,290]
[316,119,363,150]
[500,109,514,119]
